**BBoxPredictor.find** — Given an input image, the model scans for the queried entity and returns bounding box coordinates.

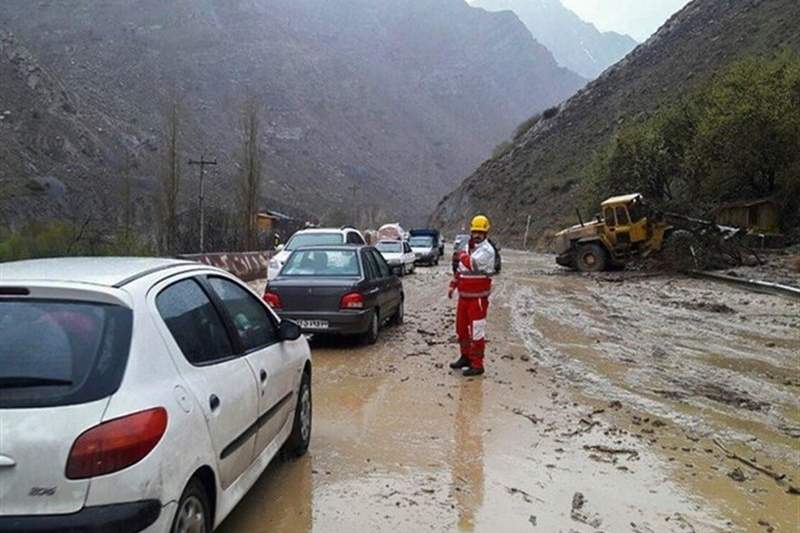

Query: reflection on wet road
[226,252,798,532]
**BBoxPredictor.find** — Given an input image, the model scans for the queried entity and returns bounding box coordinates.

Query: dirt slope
[432,0,800,244]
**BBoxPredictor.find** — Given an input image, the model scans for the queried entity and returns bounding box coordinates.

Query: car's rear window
[376,242,402,253]
[0,299,133,408]
[286,233,343,250]
[282,250,360,277]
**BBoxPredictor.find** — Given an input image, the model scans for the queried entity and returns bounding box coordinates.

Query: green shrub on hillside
[0,221,154,262]
[592,53,800,229]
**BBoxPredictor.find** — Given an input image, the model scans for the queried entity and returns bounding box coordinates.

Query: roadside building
[713,198,784,248]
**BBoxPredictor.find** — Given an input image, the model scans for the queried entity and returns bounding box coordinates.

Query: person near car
[447,215,495,376]
[273,231,282,249]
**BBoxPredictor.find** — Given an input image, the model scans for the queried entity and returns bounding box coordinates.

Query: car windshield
[286,232,344,250]
[282,249,361,277]
[409,236,433,247]
[376,241,402,253]
[0,299,132,408]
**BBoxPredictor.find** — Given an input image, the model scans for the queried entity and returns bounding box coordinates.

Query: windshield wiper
[0,376,73,388]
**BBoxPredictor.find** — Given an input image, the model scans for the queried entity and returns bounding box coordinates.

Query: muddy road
[223,250,798,532]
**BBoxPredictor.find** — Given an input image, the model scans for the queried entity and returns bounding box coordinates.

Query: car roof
[292,244,369,251]
[602,193,642,207]
[0,257,197,287]
[293,227,355,235]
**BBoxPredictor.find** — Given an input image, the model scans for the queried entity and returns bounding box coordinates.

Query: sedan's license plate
[298,320,329,330]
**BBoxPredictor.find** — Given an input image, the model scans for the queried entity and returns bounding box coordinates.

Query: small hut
[713,198,780,233]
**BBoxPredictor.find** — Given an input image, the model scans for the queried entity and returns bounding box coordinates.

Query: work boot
[449,356,470,369]
[463,367,485,377]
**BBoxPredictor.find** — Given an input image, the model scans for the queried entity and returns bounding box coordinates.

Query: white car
[375,240,416,276]
[268,226,366,280]
[0,257,312,532]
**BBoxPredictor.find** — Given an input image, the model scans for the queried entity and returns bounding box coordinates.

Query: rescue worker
[448,215,495,376]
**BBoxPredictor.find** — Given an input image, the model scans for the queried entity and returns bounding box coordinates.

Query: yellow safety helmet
[470,215,491,233]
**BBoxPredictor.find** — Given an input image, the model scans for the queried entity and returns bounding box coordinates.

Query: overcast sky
[559,0,692,41]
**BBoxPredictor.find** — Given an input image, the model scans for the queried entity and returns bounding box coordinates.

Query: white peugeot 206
[0,258,312,532]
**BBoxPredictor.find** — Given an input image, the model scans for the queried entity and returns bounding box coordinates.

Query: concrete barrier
[179,251,273,281]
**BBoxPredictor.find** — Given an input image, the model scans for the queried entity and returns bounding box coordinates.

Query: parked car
[268,226,366,280]
[264,245,404,344]
[410,229,443,258]
[0,257,312,533]
[408,234,440,266]
[375,239,416,275]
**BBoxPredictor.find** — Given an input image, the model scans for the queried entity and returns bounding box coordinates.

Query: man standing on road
[448,215,495,376]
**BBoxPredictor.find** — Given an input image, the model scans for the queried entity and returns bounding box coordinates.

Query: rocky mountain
[0,0,585,231]
[432,0,800,244]
[472,0,638,79]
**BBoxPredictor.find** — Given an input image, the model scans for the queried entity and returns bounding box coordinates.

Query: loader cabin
[600,193,648,245]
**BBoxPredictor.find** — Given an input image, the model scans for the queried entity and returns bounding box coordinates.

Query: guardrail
[179,251,274,282]
[686,270,800,300]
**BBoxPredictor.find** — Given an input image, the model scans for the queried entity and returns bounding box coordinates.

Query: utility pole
[188,155,217,253]
[523,214,532,249]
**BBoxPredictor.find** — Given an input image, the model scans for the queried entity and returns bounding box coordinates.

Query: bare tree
[158,95,182,254]
[238,97,263,250]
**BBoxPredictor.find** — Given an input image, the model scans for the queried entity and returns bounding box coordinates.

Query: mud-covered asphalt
[225,250,799,532]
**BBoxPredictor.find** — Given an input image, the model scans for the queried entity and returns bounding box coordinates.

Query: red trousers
[456,296,489,369]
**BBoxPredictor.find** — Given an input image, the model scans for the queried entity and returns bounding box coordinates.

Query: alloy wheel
[174,495,206,533]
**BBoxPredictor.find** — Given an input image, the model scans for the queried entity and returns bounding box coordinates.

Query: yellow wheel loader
[553,193,672,272]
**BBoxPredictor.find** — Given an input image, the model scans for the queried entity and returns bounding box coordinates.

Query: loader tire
[661,230,704,271]
[575,243,609,272]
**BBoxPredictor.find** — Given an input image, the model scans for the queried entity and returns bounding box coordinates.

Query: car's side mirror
[391,265,403,276]
[279,319,302,341]
[275,244,285,252]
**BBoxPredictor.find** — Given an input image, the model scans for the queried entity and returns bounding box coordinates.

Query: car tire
[172,478,212,533]
[285,371,312,457]
[575,243,609,272]
[363,309,380,345]
[393,298,405,325]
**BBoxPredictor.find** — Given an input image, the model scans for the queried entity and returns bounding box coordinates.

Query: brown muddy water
[227,251,799,532]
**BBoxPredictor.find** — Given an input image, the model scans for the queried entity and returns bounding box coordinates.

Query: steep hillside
[0,0,584,229]
[0,31,146,229]
[432,0,800,243]
[473,0,637,79]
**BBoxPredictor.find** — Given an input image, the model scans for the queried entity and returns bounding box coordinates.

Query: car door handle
[209,394,221,412]
[260,369,268,383]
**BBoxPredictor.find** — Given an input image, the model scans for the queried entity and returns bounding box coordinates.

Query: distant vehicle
[410,229,444,259]
[0,257,312,533]
[408,234,440,266]
[377,223,405,242]
[452,233,470,272]
[376,239,416,275]
[264,245,404,344]
[268,226,366,280]
[453,233,470,253]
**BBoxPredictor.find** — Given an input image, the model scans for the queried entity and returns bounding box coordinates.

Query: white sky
[560,0,692,41]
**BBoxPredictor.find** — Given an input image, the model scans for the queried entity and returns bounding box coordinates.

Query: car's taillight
[263,291,282,309]
[66,407,167,480]
[340,292,364,309]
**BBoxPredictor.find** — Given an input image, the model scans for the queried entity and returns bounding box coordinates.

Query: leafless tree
[158,95,182,254]
[238,97,263,251]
